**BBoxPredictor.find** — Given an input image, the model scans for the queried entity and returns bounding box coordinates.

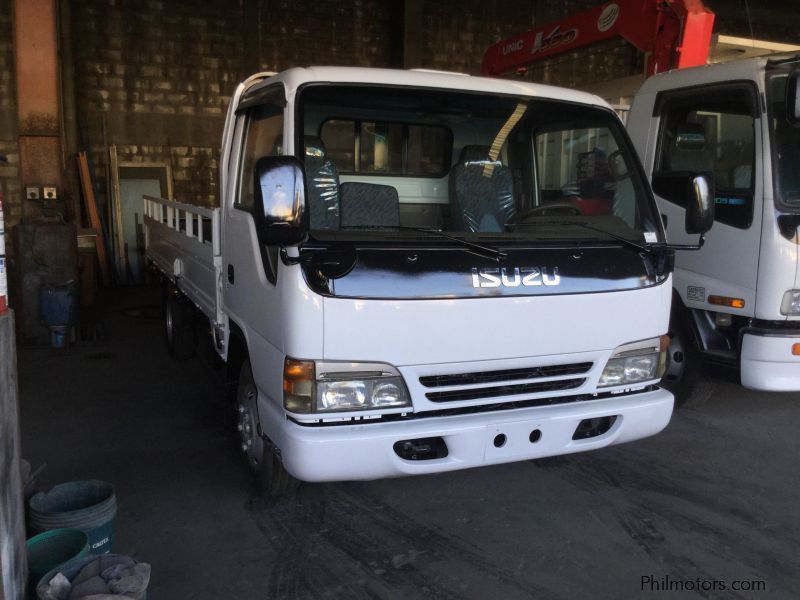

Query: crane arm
[480,0,714,77]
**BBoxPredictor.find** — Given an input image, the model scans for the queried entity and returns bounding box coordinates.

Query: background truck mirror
[253,156,308,246]
[786,71,800,126]
[686,174,714,235]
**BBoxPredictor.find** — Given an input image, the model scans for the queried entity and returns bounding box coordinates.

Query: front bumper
[741,331,800,391]
[278,388,674,482]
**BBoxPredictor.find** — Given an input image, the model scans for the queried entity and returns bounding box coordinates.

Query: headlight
[283,358,411,413]
[598,338,664,388]
[781,290,800,315]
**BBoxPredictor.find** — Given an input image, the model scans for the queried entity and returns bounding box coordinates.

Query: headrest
[304,136,327,165]
[340,182,400,228]
[458,145,494,164]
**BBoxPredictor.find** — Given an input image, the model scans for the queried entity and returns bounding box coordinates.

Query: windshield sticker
[644,232,657,243]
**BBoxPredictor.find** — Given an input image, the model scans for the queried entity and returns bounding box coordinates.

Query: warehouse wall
[0,0,21,233]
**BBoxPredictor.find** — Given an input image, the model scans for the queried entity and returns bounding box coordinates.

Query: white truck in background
[627,54,800,400]
[145,67,712,494]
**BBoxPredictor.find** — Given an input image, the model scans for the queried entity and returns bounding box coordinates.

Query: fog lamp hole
[393,437,448,461]
[572,416,617,440]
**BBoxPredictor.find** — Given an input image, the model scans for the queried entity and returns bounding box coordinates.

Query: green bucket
[29,480,117,554]
[26,528,89,587]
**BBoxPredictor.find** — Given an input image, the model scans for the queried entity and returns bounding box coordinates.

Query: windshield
[298,84,661,245]
[767,72,800,208]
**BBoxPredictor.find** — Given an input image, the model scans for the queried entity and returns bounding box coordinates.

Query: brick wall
[257,0,402,71]
[709,0,800,42]
[70,0,245,208]
[70,0,400,210]
[0,0,21,232]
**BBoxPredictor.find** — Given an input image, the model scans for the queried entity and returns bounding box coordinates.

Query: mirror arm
[279,247,305,265]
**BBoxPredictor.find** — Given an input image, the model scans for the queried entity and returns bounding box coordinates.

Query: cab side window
[654,85,756,229]
[236,100,284,211]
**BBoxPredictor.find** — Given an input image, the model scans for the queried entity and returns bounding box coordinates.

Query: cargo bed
[143,195,222,324]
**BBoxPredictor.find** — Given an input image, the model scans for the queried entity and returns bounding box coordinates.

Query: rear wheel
[236,359,299,495]
[163,285,195,359]
[661,305,700,407]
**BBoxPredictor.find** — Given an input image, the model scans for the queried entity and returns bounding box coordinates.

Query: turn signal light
[792,344,800,356]
[708,295,745,309]
[284,358,314,413]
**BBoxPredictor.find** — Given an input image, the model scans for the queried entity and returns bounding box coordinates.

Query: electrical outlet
[43,187,57,201]
[26,187,40,201]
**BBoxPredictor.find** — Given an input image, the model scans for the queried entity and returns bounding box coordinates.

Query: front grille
[419,362,592,388]
[425,378,586,402]
[288,386,660,427]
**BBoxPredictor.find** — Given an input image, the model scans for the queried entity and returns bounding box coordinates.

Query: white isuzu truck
[627,54,800,399]
[145,67,711,493]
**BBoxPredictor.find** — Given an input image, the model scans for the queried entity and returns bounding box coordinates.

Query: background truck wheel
[236,359,299,495]
[661,306,700,407]
[163,285,195,360]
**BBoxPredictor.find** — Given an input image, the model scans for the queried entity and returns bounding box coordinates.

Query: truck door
[650,83,762,313]
[222,87,286,353]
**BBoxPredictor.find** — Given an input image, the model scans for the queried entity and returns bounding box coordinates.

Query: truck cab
[627,54,800,394]
[148,67,710,492]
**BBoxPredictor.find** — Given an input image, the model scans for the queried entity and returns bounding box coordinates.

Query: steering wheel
[507,202,582,224]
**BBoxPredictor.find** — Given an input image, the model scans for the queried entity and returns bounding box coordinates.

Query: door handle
[227,264,235,285]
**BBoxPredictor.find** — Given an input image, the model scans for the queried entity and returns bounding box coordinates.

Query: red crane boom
[480,0,715,78]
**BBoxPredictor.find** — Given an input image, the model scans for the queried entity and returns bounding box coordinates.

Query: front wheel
[660,306,700,407]
[236,359,299,495]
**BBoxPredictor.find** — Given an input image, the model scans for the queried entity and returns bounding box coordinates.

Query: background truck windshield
[298,85,660,244]
[768,73,800,209]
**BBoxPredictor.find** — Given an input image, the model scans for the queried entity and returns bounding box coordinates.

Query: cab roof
[240,66,611,110]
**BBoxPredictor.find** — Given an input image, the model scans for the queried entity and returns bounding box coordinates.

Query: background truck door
[650,83,762,312]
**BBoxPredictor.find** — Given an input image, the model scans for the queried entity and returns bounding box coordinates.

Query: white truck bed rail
[143,195,223,328]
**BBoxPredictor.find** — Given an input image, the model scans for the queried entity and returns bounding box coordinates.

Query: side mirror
[786,70,800,126]
[253,156,308,246]
[685,174,714,234]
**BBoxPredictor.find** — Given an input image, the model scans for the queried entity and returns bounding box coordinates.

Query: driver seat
[304,136,340,229]
[449,145,516,232]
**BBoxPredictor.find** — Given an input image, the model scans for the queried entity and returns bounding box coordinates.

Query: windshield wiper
[528,220,657,254]
[397,227,508,262]
[572,222,656,254]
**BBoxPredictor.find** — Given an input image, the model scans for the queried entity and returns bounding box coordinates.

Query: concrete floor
[18,287,800,599]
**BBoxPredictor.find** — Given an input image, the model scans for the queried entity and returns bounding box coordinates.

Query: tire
[236,359,299,495]
[163,285,195,360]
[661,304,701,407]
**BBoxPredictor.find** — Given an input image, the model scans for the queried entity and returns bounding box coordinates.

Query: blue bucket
[39,284,74,327]
[29,480,117,555]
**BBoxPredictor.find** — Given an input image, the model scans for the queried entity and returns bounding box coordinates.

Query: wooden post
[77,152,111,285]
